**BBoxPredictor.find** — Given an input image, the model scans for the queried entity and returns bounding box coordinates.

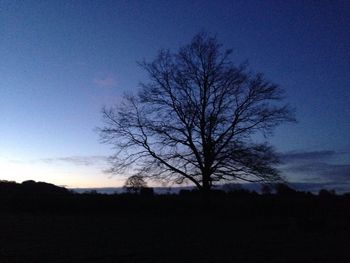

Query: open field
[1,193,350,263]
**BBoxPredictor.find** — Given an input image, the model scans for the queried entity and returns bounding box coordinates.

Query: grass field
[1,197,350,263]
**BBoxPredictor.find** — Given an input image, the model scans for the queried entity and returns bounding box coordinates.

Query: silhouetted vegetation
[0,180,69,196]
[100,33,295,194]
[1,180,349,215]
[123,175,148,194]
[1,180,350,262]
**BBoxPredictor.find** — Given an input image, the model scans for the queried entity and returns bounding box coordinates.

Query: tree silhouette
[100,33,295,193]
[124,175,147,194]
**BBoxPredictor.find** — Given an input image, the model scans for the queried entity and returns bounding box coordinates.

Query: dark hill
[0,180,69,195]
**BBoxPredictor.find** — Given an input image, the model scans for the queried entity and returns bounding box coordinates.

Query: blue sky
[1,0,349,189]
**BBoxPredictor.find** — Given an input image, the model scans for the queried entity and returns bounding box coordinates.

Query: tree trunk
[202,180,211,193]
[201,174,211,205]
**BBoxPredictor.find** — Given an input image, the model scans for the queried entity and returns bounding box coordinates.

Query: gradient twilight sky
[1,0,349,189]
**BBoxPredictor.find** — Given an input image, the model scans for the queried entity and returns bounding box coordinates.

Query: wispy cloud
[279,150,336,163]
[93,74,118,88]
[21,149,348,192]
[285,162,350,180]
[278,150,350,187]
[41,155,108,166]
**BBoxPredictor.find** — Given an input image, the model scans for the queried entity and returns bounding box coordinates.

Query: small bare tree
[100,33,295,194]
[124,175,147,194]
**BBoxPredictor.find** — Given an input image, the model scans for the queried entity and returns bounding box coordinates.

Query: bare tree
[100,33,295,194]
[124,175,147,194]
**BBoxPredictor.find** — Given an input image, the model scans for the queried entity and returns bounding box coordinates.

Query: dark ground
[0,181,350,262]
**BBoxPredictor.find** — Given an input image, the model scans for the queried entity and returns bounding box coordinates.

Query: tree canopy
[124,175,147,194]
[100,33,295,192]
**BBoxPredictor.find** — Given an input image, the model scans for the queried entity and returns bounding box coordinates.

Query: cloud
[278,150,350,188]
[279,150,336,163]
[93,74,118,88]
[41,155,108,166]
[284,162,350,180]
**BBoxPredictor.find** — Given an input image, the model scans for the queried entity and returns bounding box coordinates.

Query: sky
[1,0,349,190]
